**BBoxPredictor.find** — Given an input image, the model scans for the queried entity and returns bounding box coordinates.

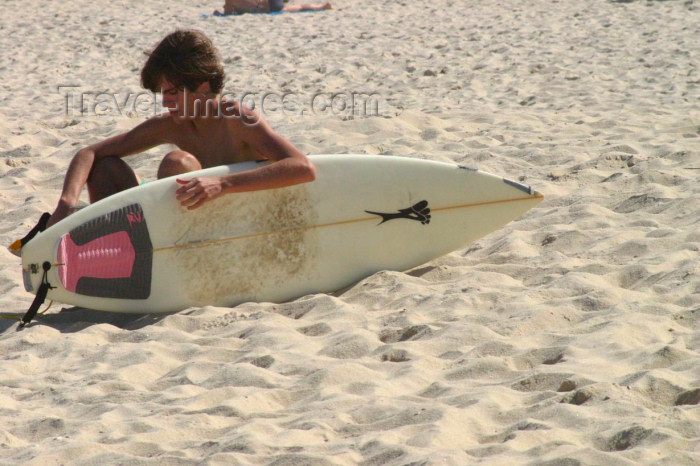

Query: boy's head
[141,30,225,95]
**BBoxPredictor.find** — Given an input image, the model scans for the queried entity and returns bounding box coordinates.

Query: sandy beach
[1,0,699,464]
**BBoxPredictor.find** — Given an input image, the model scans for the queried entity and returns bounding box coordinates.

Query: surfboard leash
[19,261,56,329]
[8,212,55,329]
[0,300,54,323]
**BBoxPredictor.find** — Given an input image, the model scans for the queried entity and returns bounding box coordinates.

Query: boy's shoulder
[136,112,177,130]
[221,100,261,129]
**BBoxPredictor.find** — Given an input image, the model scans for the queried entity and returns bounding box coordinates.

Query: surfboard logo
[366,200,431,225]
[126,211,143,227]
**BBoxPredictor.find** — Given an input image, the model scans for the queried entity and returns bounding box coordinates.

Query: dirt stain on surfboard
[165,185,318,306]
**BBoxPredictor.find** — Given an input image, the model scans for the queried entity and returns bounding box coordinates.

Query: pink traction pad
[57,231,136,292]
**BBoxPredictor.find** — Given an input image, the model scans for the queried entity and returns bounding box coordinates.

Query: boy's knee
[86,157,138,203]
[158,150,200,178]
[163,150,196,164]
[88,156,124,182]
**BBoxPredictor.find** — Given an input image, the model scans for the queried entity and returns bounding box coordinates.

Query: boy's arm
[48,117,170,226]
[176,112,316,210]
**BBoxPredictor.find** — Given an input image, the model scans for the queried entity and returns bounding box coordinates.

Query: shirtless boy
[47,29,316,228]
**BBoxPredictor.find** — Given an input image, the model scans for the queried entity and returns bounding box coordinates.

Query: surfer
[214,0,332,16]
[46,29,316,228]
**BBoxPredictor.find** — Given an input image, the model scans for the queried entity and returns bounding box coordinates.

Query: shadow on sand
[1,306,175,334]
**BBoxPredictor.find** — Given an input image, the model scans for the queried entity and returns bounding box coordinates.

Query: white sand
[1,0,699,464]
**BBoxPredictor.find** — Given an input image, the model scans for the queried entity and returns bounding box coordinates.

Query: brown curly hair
[141,29,225,94]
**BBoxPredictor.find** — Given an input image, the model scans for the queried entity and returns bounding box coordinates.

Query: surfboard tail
[8,212,51,257]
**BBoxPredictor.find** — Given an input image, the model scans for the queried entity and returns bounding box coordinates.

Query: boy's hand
[175,177,225,210]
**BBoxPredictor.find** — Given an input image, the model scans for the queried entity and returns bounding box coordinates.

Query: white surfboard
[20,154,543,313]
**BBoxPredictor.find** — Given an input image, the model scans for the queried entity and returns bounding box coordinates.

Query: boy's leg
[157,150,202,179]
[284,2,332,12]
[87,157,139,203]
